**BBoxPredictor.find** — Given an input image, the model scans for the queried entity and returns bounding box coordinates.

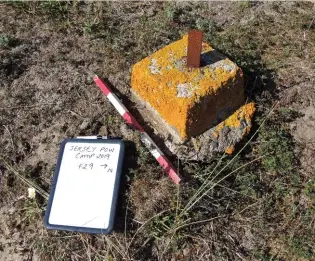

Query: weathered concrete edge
[131,90,255,162]
[131,90,184,143]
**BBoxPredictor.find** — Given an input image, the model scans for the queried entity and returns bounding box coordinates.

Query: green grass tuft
[289,236,315,259]
[0,34,13,47]
[259,126,294,174]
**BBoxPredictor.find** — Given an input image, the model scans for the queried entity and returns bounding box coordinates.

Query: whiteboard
[45,139,124,233]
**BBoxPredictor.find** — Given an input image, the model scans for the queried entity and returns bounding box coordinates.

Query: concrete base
[131,34,245,140]
[132,90,183,143]
[132,91,255,162]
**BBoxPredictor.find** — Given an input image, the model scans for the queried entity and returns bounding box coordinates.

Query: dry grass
[0,1,315,260]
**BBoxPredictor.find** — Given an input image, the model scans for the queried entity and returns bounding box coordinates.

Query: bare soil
[0,2,315,261]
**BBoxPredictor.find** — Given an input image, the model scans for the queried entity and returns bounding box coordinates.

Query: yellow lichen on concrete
[216,102,256,135]
[215,102,256,155]
[131,34,245,139]
[225,145,235,155]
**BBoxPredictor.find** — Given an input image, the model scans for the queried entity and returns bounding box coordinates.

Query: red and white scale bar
[94,75,181,184]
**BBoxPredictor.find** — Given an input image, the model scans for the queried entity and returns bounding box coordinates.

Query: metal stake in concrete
[187,29,203,68]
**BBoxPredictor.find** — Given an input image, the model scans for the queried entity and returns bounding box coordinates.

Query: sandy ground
[0,2,315,260]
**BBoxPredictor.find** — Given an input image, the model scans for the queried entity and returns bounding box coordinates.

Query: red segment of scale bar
[94,75,181,184]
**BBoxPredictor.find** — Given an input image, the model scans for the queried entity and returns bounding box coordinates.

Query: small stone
[182,248,190,256]
[99,125,108,136]
[27,187,36,199]
[79,119,90,130]
[3,58,10,64]
[120,124,134,140]
[86,73,95,84]
[8,208,15,215]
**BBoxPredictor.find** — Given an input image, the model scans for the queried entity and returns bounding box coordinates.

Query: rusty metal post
[187,30,203,68]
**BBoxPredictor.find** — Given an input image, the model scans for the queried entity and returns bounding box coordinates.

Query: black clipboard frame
[44,138,125,234]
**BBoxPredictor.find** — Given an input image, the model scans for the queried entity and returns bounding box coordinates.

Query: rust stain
[187,30,203,68]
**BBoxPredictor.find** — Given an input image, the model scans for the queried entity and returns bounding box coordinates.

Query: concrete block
[131,34,245,141]
[165,102,256,161]
[133,98,255,161]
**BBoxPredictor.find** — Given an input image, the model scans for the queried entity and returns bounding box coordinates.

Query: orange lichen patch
[225,145,235,154]
[216,102,256,134]
[131,34,244,139]
[244,126,252,136]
